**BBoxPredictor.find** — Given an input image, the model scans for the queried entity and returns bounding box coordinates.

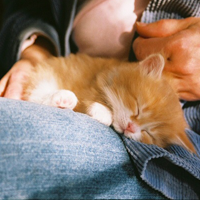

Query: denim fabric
[0,98,164,199]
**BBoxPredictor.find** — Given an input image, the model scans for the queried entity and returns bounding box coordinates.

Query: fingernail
[136,22,147,26]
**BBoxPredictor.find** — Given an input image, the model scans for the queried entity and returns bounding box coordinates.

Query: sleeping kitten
[22,53,196,153]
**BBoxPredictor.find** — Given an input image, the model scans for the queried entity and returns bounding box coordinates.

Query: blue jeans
[0,98,164,199]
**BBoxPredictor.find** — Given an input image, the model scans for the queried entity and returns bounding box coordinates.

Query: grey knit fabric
[142,0,200,22]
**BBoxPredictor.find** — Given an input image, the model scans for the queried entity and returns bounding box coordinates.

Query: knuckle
[169,36,188,52]
[164,33,192,62]
[174,64,194,76]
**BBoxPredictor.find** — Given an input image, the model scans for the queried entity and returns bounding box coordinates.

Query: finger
[3,73,25,99]
[166,71,200,101]
[133,36,169,60]
[136,17,200,38]
[177,87,200,101]
[4,84,23,100]
[179,78,200,101]
[178,91,199,101]
[0,73,10,96]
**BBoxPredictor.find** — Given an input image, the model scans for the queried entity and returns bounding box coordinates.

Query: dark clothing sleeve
[0,0,76,78]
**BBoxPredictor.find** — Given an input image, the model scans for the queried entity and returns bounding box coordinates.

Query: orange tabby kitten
[22,53,196,153]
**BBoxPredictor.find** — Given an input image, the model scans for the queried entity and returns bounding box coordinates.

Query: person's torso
[72,0,150,60]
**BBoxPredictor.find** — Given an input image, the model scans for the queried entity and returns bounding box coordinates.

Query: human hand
[133,17,200,101]
[0,37,56,99]
[0,59,34,99]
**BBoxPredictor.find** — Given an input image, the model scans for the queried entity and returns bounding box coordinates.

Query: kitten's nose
[125,122,137,133]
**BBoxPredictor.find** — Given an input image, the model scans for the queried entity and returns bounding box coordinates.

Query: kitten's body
[23,53,196,153]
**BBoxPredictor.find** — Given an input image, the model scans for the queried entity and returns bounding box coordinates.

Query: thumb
[136,17,198,38]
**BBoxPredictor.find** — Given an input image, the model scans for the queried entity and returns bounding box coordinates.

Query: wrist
[20,36,56,64]
[21,34,38,52]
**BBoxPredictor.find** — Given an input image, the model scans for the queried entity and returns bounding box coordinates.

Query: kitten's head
[102,54,196,153]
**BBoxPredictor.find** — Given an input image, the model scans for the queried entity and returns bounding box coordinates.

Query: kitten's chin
[124,130,142,141]
[112,123,124,134]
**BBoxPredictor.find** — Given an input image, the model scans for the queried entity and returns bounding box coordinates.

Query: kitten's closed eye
[102,54,196,154]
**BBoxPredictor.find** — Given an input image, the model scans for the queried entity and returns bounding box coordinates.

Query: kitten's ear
[139,54,165,79]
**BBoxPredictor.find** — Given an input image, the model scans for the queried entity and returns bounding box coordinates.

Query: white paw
[87,102,113,126]
[43,89,78,109]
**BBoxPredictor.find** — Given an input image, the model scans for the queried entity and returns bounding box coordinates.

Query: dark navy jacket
[0,0,76,78]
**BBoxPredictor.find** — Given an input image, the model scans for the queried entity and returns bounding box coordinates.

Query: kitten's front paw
[87,102,113,126]
[48,89,78,109]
